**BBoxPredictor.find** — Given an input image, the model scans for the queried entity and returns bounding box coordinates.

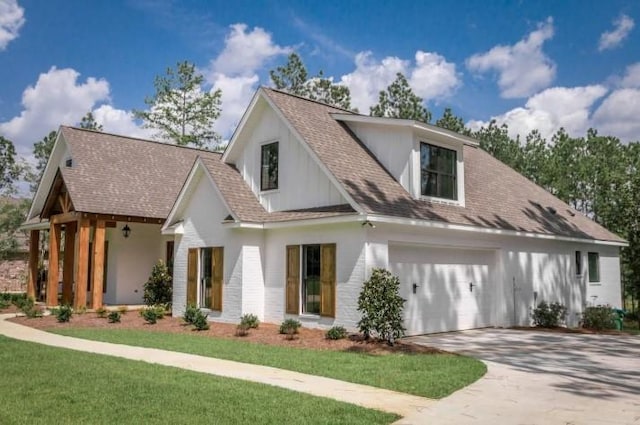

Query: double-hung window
[420,142,457,200]
[261,142,279,191]
[588,252,600,283]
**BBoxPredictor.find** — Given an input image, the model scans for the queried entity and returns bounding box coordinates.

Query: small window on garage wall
[588,252,600,283]
[575,251,582,276]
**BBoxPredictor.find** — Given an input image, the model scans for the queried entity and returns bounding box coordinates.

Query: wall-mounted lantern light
[122,224,131,238]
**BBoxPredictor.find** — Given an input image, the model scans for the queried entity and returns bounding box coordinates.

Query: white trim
[162,158,239,231]
[366,214,628,247]
[27,129,65,220]
[331,113,479,146]
[223,214,362,229]
[161,221,184,235]
[222,90,262,162]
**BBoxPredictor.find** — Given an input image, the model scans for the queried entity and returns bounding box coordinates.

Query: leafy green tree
[520,129,550,187]
[0,136,20,193]
[79,111,103,131]
[0,198,30,260]
[270,53,353,110]
[357,268,406,345]
[134,61,222,149]
[25,130,57,193]
[143,260,173,307]
[370,73,431,123]
[472,121,523,170]
[435,108,469,134]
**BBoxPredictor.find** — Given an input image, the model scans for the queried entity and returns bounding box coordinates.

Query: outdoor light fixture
[122,224,131,238]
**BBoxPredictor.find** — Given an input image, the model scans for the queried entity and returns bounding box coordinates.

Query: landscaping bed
[9,312,441,355]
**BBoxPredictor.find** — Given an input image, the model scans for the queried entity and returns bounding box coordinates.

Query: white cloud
[0,0,25,50]
[339,50,460,113]
[92,104,153,140]
[205,23,292,138]
[468,85,608,140]
[0,67,110,155]
[619,62,640,88]
[598,14,634,51]
[466,17,556,98]
[593,88,640,141]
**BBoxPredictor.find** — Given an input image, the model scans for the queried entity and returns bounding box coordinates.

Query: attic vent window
[65,158,73,167]
[223,215,234,222]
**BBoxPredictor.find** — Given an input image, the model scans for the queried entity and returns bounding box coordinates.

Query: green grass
[0,335,396,425]
[622,319,640,335]
[52,328,486,398]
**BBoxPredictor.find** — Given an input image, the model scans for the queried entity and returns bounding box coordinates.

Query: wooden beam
[62,221,76,305]
[80,212,164,225]
[74,218,90,309]
[46,223,61,306]
[51,211,79,224]
[91,220,106,309]
[27,230,39,300]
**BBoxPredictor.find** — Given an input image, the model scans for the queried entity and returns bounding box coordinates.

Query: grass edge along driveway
[52,328,486,399]
[0,335,397,425]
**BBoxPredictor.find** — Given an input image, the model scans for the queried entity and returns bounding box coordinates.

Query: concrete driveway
[403,329,640,425]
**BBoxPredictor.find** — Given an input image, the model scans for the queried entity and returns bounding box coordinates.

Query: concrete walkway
[0,314,434,421]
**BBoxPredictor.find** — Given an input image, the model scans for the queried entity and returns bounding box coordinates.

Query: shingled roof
[261,88,624,243]
[48,127,221,219]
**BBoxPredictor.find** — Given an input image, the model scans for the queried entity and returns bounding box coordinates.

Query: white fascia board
[260,93,364,214]
[221,90,262,163]
[331,113,479,147]
[366,214,628,247]
[161,158,239,232]
[27,129,65,220]
[222,213,363,230]
[161,221,184,235]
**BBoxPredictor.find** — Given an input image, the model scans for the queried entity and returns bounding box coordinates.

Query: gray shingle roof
[262,88,624,243]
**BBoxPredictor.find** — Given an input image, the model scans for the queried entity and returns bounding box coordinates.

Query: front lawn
[52,328,486,398]
[0,336,396,425]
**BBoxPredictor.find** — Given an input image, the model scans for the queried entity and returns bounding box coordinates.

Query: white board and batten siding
[171,168,265,321]
[233,104,346,212]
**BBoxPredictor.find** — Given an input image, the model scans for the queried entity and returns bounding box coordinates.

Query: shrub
[143,260,173,307]
[95,307,108,318]
[0,298,8,310]
[141,308,158,324]
[325,325,347,340]
[192,310,210,331]
[235,323,250,337]
[531,301,568,328]
[240,313,260,329]
[582,305,616,330]
[153,305,166,319]
[108,311,121,323]
[183,304,199,325]
[279,319,301,339]
[357,268,406,345]
[117,306,128,315]
[17,297,42,318]
[75,305,87,315]
[54,305,73,323]
[11,293,30,310]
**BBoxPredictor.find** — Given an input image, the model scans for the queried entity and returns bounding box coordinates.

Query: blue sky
[1,0,639,158]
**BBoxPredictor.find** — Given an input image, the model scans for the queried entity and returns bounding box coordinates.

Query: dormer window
[420,142,457,200]
[261,142,279,191]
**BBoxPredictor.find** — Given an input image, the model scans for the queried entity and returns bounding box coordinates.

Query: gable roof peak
[259,86,357,114]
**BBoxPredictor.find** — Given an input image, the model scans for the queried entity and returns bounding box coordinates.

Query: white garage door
[389,244,496,335]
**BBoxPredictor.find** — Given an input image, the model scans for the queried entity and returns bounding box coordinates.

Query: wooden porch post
[46,223,61,306]
[91,220,106,309]
[62,221,77,305]
[27,230,39,300]
[74,218,90,309]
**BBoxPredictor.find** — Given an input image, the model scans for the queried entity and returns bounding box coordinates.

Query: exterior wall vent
[65,158,73,167]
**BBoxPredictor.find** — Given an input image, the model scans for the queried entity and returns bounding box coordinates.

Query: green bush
[240,313,260,329]
[141,308,158,324]
[117,306,128,315]
[582,305,616,330]
[108,311,121,323]
[183,304,199,325]
[235,323,250,337]
[95,307,108,318]
[192,310,210,331]
[16,296,42,318]
[153,305,166,319]
[75,305,87,315]
[325,325,348,340]
[10,293,30,310]
[143,260,173,307]
[357,268,406,345]
[279,319,301,339]
[531,301,567,328]
[54,305,73,323]
[0,299,8,310]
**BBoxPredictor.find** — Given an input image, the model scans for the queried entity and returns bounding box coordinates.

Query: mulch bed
[7,311,443,355]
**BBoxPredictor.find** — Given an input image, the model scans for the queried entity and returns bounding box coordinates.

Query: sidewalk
[0,314,434,421]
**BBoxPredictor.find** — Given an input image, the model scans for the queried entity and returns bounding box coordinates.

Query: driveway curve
[405,329,640,425]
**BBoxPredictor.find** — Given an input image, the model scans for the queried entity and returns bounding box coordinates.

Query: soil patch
[8,312,443,355]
